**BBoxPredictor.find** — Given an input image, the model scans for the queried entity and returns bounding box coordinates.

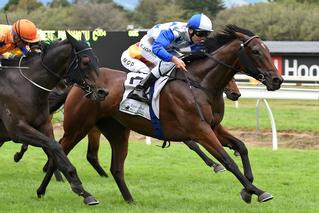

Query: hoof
[213,165,226,173]
[258,192,273,202]
[84,196,100,205]
[37,191,45,199]
[14,153,22,162]
[126,199,134,204]
[240,188,252,204]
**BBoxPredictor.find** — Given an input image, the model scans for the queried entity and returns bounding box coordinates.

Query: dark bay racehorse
[46,25,282,203]
[73,78,241,176]
[12,76,241,177]
[0,32,108,205]
[61,79,241,176]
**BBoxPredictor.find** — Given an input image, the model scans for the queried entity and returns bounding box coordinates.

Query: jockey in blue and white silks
[127,13,213,103]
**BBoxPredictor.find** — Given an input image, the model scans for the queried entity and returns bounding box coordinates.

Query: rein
[0,66,29,69]
[183,72,205,121]
[203,35,265,82]
[19,55,53,92]
[19,45,95,93]
[169,35,261,122]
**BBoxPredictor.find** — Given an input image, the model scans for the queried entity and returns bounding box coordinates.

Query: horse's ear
[81,33,86,42]
[65,31,78,47]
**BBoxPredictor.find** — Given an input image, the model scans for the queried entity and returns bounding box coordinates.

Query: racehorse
[0,32,108,205]
[72,78,241,177]
[46,25,283,204]
[11,68,241,176]
[60,79,241,176]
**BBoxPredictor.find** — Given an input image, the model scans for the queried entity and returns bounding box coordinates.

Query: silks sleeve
[152,29,175,62]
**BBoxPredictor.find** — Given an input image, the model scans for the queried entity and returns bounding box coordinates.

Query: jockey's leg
[127,61,175,103]
[121,50,150,74]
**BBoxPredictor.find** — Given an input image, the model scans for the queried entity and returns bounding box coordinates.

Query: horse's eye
[252,49,260,55]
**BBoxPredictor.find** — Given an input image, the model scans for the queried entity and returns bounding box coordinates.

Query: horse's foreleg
[87,127,108,177]
[194,125,272,203]
[40,119,64,182]
[13,143,29,162]
[97,119,133,203]
[215,125,254,183]
[8,120,98,205]
[183,140,225,173]
[37,155,55,197]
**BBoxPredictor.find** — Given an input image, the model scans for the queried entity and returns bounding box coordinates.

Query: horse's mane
[204,25,255,53]
[40,39,68,55]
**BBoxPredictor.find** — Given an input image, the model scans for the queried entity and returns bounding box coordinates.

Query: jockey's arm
[152,29,174,62]
[152,29,187,71]
[19,46,28,55]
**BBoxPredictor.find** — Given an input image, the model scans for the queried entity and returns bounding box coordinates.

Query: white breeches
[121,50,150,74]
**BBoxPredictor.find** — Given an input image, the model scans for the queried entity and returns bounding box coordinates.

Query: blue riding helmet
[187,13,213,32]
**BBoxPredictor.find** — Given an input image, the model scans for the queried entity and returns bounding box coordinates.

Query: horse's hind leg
[96,119,133,203]
[87,127,108,177]
[14,144,28,162]
[183,140,225,173]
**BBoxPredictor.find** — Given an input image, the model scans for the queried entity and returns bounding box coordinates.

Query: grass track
[223,99,319,132]
[0,140,318,213]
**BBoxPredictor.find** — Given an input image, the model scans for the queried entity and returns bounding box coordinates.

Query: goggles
[194,30,210,37]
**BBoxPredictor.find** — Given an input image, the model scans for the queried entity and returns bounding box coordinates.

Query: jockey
[0,19,39,64]
[127,13,213,103]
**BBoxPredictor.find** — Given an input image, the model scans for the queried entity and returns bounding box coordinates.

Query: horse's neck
[34,43,72,90]
[196,41,240,96]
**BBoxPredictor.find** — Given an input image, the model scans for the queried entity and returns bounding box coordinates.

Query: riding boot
[127,72,158,103]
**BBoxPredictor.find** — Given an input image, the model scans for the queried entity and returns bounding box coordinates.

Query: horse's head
[203,25,283,92]
[224,78,241,101]
[233,30,283,91]
[65,31,108,101]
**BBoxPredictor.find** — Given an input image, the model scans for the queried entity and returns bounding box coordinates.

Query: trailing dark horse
[12,80,71,164]
[0,32,108,205]
[48,25,282,203]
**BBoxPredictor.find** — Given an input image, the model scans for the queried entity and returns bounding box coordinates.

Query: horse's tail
[48,86,71,114]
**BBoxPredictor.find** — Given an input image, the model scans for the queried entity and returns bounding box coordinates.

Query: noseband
[204,35,265,82]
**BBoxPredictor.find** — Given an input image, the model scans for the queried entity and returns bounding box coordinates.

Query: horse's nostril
[235,93,241,98]
[231,92,241,100]
[272,77,282,85]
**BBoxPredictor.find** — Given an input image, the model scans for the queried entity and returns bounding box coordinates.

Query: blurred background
[0,0,318,41]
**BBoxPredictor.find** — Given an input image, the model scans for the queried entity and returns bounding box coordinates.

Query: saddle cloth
[119,72,171,120]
